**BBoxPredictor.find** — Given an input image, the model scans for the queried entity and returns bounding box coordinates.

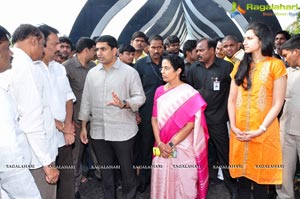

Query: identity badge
[213,77,220,91]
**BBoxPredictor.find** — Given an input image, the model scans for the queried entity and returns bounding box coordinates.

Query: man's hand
[135,112,141,124]
[64,133,75,145]
[62,121,75,136]
[80,128,88,144]
[107,91,125,108]
[43,164,59,184]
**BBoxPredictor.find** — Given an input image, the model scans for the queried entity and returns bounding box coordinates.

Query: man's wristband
[121,100,127,109]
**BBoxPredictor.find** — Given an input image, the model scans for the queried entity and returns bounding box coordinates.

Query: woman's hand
[232,126,265,142]
[243,128,265,140]
[231,126,251,142]
[158,142,172,158]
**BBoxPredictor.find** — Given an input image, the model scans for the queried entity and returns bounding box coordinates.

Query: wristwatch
[121,100,127,108]
[169,141,174,148]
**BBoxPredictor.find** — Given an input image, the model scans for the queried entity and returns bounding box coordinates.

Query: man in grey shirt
[79,35,145,199]
[63,37,97,199]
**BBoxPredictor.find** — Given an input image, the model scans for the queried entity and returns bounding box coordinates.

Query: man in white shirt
[38,24,76,199]
[1,24,60,198]
[0,25,41,199]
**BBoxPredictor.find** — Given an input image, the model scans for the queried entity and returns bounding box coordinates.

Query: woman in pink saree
[151,54,209,199]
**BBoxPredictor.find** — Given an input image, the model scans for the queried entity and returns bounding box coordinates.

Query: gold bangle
[157,142,162,147]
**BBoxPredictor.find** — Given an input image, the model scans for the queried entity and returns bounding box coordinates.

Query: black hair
[59,36,74,51]
[280,35,300,51]
[234,22,274,90]
[75,37,96,53]
[222,35,239,43]
[12,24,43,45]
[131,31,146,41]
[198,38,217,50]
[165,35,180,46]
[92,36,99,42]
[118,44,135,54]
[59,36,72,45]
[95,35,118,49]
[275,30,291,41]
[213,36,224,43]
[162,54,185,82]
[38,24,59,46]
[0,25,10,42]
[182,40,197,57]
[148,34,163,44]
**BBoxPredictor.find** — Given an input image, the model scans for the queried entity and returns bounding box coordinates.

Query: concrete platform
[79,177,231,199]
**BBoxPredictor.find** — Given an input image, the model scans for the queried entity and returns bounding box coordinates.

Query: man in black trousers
[188,38,238,199]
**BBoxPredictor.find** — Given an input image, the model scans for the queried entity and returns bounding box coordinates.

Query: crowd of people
[0,21,299,199]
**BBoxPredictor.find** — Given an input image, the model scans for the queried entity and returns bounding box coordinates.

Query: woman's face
[243,29,262,54]
[161,59,179,83]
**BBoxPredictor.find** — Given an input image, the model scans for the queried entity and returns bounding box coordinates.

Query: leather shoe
[75,191,81,199]
[138,182,147,193]
[209,178,222,185]
[231,191,238,199]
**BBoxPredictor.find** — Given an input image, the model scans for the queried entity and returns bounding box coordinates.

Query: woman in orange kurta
[228,22,287,199]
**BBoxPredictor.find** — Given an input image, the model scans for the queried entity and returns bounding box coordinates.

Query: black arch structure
[69,0,282,45]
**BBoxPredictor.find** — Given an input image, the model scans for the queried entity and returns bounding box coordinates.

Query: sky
[0,0,298,36]
[0,0,87,36]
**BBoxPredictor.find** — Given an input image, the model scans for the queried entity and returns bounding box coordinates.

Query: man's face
[58,41,71,58]
[215,41,225,58]
[44,33,59,61]
[86,46,97,61]
[187,48,198,63]
[96,42,117,66]
[0,40,13,72]
[166,42,180,54]
[274,33,288,50]
[119,51,135,65]
[282,49,299,67]
[131,37,145,51]
[196,40,213,64]
[148,40,164,60]
[32,34,45,61]
[222,39,240,58]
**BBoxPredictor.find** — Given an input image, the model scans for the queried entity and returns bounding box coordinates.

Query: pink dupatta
[155,84,209,199]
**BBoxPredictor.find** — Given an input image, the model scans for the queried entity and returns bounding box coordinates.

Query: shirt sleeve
[62,66,76,102]
[270,58,287,80]
[126,69,146,112]
[78,71,92,121]
[0,91,31,170]
[0,92,18,148]
[9,68,53,166]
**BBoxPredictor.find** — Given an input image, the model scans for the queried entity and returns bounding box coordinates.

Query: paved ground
[79,173,231,199]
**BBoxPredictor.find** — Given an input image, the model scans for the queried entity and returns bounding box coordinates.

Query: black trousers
[134,120,155,185]
[207,122,238,195]
[91,136,137,199]
[56,145,75,199]
[238,177,268,199]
